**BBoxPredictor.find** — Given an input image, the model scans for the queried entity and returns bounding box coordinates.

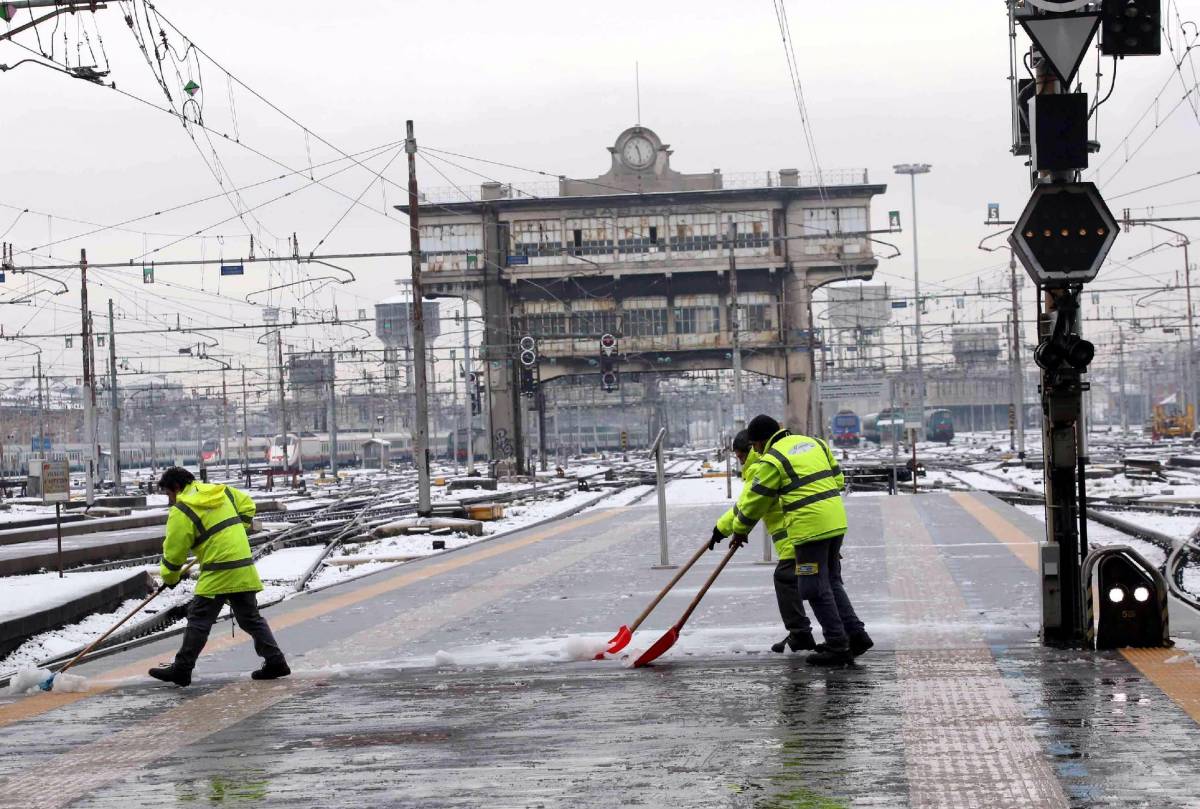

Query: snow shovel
[39,559,197,692]
[632,539,742,668]
[599,537,712,658]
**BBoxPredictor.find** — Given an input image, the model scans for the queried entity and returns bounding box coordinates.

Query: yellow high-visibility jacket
[717,450,793,560]
[714,430,846,551]
[160,482,262,596]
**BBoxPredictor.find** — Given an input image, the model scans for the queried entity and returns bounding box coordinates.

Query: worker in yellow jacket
[718,431,815,654]
[711,415,871,666]
[149,467,289,687]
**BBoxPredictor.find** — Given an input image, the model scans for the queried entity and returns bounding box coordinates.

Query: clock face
[621,136,655,169]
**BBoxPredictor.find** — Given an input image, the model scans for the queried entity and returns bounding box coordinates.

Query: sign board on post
[819,379,888,402]
[41,459,70,504]
[904,407,923,429]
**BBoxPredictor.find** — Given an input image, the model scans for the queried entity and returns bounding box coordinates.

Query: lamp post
[894,163,931,440]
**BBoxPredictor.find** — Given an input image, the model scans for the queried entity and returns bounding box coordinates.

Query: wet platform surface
[1,491,1199,808]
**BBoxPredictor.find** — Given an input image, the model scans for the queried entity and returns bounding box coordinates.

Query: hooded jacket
[160,482,262,596]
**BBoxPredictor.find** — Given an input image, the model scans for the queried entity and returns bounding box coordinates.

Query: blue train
[831,410,862,448]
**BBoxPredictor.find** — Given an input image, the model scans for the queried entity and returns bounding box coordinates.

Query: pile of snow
[433,650,457,667]
[49,672,89,692]
[619,648,646,669]
[6,668,51,694]
[563,635,608,661]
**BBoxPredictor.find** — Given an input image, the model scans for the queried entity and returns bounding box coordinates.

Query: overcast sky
[3,0,1199,391]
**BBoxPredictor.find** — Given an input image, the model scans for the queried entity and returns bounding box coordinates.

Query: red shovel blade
[597,625,633,659]
[632,625,680,668]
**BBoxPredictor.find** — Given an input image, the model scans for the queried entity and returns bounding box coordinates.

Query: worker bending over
[711,415,871,666]
[149,467,290,686]
[720,430,815,654]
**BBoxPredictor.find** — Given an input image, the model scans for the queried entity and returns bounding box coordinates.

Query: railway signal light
[599,334,618,391]
[1009,181,1119,288]
[518,335,537,368]
[1101,0,1160,57]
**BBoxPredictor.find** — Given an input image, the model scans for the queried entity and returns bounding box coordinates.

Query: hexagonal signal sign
[1008,182,1119,288]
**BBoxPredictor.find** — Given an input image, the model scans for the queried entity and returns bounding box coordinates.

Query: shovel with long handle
[39,559,198,691]
[632,539,742,668]
[599,537,712,657]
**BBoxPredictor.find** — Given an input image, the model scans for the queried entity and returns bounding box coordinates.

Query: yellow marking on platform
[948,491,1200,729]
[0,508,613,730]
[948,491,1040,571]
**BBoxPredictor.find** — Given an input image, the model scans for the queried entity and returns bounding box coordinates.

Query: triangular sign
[1020,13,1101,89]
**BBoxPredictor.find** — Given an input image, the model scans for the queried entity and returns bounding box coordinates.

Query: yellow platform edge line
[947,490,1200,726]
[0,508,613,730]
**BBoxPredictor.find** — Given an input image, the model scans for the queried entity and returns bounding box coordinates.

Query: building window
[510,219,563,258]
[622,297,669,337]
[617,216,665,257]
[572,309,618,336]
[674,294,721,334]
[668,213,720,256]
[525,312,568,337]
[566,217,614,258]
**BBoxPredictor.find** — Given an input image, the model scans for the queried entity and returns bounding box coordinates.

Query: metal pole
[221,369,230,480]
[463,294,475,475]
[725,435,732,499]
[149,383,156,478]
[727,216,746,433]
[1185,241,1196,412]
[326,354,338,479]
[275,331,289,472]
[910,175,925,441]
[107,299,122,494]
[405,120,433,516]
[36,353,45,461]
[241,368,249,472]
[1118,326,1128,433]
[1010,248,1026,457]
[537,384,548,472]
[55,502,62,578]
[80,250,95,504]
[656,441,670,566]
[451,348,459,473]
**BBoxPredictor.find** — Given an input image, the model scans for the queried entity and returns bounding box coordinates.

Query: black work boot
[849,631,874,657]
[251,659,291,681]
[805,646,854,667]
[148,663,192,687]
[771,630,816,654]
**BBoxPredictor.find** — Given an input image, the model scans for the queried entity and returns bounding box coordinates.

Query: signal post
[1007,0,1161,647]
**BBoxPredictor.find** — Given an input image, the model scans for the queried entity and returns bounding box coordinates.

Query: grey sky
[2,0,1199,388]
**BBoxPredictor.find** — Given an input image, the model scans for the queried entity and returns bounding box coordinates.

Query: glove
[708,526,725,550]
[730,534,748,550]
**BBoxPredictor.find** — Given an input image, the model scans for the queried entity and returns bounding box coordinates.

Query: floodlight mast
[893,163,931,442]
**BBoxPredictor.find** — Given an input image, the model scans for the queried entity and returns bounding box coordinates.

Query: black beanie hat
[746,415,781,443]
[732,430,751,454]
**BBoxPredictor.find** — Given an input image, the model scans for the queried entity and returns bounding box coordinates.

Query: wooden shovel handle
[629,537,711,632]
[59,559,197,675]
[676,541,741,628]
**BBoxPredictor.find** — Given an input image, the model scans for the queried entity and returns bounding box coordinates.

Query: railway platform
[1,490,1199,807]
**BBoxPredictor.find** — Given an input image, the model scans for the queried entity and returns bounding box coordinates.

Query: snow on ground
[590,485,653,509]
[1091,510,1200,543]
[255,546,327,582]
[1014,505,1168,569]
[665,473,735,506]
[0,569,155,623]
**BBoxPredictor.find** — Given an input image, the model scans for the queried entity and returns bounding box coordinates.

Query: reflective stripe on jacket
[715,430,846,549]
[160,482,262,596]
[716,449,795,559]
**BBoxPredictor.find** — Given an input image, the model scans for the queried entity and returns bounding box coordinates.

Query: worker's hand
[161,575,180,590]
[730,534,749,550]
[708,527,725,550]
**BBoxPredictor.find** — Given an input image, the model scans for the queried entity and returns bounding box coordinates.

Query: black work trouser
[773,560,813,634]
[827,535,866,636]
[174,592,285,672]
[792,537,848,651]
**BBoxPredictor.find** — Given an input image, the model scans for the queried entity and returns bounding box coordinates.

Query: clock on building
[620,135,655,170]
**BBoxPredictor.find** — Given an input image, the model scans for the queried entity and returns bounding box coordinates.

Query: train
[862,408,956,445]
[0,440,211,476]
[830,410,862,448]
[925,409,955,444]
[446,427,491,462]
[268,432,419,470]
[200,437,272,466]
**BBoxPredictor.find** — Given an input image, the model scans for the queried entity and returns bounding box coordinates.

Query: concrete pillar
[782,270,815,434]
[480,207,523,472]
